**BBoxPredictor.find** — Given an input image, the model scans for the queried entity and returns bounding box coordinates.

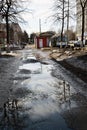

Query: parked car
[9,43,22,50]
[20,42,27,49]
[74,40,85,47]
[56,42,67,48]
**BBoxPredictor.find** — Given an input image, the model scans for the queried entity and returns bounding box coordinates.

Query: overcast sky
[21,0,54,35]
[21,0,76,35]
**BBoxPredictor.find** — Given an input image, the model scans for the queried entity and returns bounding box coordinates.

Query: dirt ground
[49,47,87,130]
[50,47,87,83]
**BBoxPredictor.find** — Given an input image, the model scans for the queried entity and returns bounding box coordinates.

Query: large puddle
[0,49,75,130]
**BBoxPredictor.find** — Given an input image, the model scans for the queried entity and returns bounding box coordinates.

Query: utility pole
[39,18,41,34]
[67,0,69,45]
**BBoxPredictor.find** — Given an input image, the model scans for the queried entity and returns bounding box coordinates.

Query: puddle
[14,87,33,98]
[0,49,76,130]
[15,54,73,129]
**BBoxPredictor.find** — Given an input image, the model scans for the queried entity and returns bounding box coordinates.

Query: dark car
[20,42,27,49]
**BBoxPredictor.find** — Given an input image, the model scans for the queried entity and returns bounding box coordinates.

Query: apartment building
[0,22,22,44]
[0,23,6,44]
[10,22,22,44]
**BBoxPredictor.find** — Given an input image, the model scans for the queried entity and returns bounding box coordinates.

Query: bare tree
[52,0,76,43]
[66,0,69,44]
[22,30,29,43]
[0,0,30,52]
[77,0,87,45]
[0,0,4,12]
[52,0,67,41]
[64,29,76,40]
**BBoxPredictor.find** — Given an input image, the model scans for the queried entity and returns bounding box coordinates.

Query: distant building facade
[76,0,87,40]
[0,23,6,45]
[0,22,22,45]
[10,23,22,44]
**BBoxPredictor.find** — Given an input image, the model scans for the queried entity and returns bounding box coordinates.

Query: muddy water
[0,48,87,130]
[14,49,73,130]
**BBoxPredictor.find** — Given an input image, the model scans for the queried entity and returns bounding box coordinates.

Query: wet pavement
[0,47,87,130]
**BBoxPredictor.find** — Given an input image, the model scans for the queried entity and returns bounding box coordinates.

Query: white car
[74,40,85,47]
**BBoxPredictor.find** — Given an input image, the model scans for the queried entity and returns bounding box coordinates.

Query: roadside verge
[50,49,87,83]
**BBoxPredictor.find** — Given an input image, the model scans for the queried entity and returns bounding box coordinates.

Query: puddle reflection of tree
[56,80,71,109]
[0,99,27,129]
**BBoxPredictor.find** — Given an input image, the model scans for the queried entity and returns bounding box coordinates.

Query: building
[0,22,22,44]
[10,22,22,44]
[0,23,6,46]
[35,31,55,48]
[76,0,87,40]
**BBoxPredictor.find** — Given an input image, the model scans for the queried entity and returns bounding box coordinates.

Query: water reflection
[0,49,74,130]
[0,103,72,130]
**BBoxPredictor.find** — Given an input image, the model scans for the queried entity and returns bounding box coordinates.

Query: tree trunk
[0,48,1,55]
[61,19,64,42]
[61,0,65,42]
[67,0,69,45]
[81,7,85,46]
[6,14,10,53]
